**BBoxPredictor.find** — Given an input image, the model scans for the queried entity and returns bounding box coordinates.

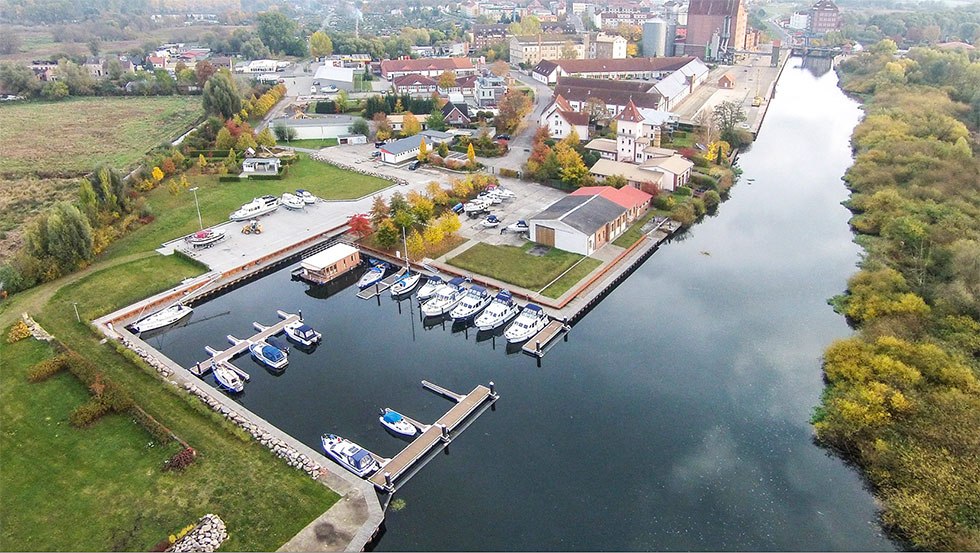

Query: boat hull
[213,367,244,393]
[475,305,519,331]
[380,417,417,437]
[249,344,288,369]
[390,273,421,297]
[321,434,379,477]
[131,304,193,334]
[230,204,278,221]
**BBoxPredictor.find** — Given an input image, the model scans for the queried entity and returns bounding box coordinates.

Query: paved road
[479,70,554,174]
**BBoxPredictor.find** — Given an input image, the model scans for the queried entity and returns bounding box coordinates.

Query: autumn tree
[560,41,579,59]
[437,70,457,90]
[490,60,510,78]
[401,112,421,136]
[495,89,532,133]
[426,107,447,131]
[309,31,333,58]
[467,143,476,166]
[406,229,425,260]
[713,101,746,145]
[197,154,208,170]
[417,136,428,162]
[195,60,216,87]
[369,195,389,227]
[554,140,588,187]
[375,218,398,249]
[425,181,450,205]
[256,127,276,148]
[348,214,372,237]
[373,112,393,141]
[407,190,434,223]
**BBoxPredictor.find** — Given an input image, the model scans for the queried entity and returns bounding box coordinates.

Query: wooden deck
[368,383,496,492]
[522,320,570,358]
[192,310,301,380]
[356,269,406,300]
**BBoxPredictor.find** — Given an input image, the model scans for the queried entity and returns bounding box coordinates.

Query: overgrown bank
[813,42,980,551]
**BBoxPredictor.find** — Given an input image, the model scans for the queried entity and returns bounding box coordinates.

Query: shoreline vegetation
[814,41,980,551]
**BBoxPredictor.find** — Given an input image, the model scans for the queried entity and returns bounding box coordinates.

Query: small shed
[338,134,368,145]
[718,72,736,89]
[293,244,361,284]
[242,157,281,174]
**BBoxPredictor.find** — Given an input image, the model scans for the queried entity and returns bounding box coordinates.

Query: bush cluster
[6,321,31,343]
[69,399,111,427]
[164,447,198,472]
[26,355,70,382]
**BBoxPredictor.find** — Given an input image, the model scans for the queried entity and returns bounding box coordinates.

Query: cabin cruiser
[489,186,515,199]
[504,303,550,343]
[280,192,305,210]
[389,272,421,297]
[283,321,321,347]
[295,189,317,204]
[320,434,380,477]
[213,364,244,393]
[463,198,490,215]
[420,277,467,317]
[506,220,529,234]
[379,410,417,437]
[449,285,493,322]
[230,195,279,221]
[474,290,520,331]
[185,228,225,248]
[481,214,501,228]
[357,263,388,289]
[130,303,193,334]
[416,275,444,301]
[249,340,288,369]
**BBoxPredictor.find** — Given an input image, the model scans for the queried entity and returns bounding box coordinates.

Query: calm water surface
[153,59,895,550]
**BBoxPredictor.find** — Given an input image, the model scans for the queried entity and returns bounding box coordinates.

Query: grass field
[612,210,662,248]
[104,155,389,258]
[1,254,340,551]
[540,256,601,299]
[448,242,598,293]
[0,96,202,175]
[278,138,338,149]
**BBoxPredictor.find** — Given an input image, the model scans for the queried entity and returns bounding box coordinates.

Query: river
[150,58,895,550]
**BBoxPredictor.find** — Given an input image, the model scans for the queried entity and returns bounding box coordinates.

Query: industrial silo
[642,19,668,57]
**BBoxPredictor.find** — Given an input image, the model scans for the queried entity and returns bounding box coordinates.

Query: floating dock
[522,319,571,358]
[192,310,301,379]
[368,381,498,493]
[356,269,406,300]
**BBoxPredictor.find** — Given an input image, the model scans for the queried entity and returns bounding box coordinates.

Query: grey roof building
[529,194,630,255]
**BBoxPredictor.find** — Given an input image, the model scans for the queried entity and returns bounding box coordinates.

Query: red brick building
[683,0,747,60]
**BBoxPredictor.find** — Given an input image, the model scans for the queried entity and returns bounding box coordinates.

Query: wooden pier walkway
[522,319,570,358]
[356,269,406,300]
[368,381,497,492]
[191,310,300,379]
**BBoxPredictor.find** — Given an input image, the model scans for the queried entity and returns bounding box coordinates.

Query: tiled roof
[641,154,694,175]
[558,110,590,126]
[392,74,437,87]
[531,195,627,235]
[571,186,652,209]
[554,83,662,110]
[381,57,473,73]
[547,56,699,75]
[614,100,643,122]
[590,159,665,185]
[556,76,656,93]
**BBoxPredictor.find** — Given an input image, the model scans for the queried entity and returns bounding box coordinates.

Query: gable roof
[641,154,694,175]
[382,132,452,156]
[392,74,437,87]
[531,195,627,235]
[455,74,479,88]
[590,159,665,185]
[380,57,473,74]
[571,186,652,209]
[557,77,657,93]
[614,99,643,122]
[548,56,700,75]
[557,109,590,126]
[532,59,560,77]
[554,84,663,110]
[442,102,471,118]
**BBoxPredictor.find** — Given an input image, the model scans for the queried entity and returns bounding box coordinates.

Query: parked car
[451,203,465,214]
[370,150,382,158]
[409,160,421,170]
[495,133,511,140]
[375,141,386,148]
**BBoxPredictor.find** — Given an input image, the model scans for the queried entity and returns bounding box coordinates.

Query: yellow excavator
[241,220,263,235]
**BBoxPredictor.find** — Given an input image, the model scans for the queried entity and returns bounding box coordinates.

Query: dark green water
[152,59,895,550]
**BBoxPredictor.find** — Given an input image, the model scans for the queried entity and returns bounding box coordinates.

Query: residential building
[539,94,591,140]
[684,0,747,60]
[472,24,510,49]
[597,2,656,29]
[570,186,652,224]
[242,157,281,174]
[589,149,693,193]
[590,33,628,60]
[528,192,637,255]
[509,34,587,66]
[379,130,454,164]
[532,56,708,85]
[439,74,479,98]
[387,113,431,133]
[608,99,673,163]
[474,74,507,107]
[553,77,664,114]
[808,0,842,35]
[380,57,476,79]
[441,102,473,126]
[392,74,438,95]
[788,12,809,31]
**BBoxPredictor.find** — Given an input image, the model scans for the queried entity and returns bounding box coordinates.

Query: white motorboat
[185,228,225,248]
[474,290,520,331]
[213,364,244,393]
[357,263,388,289]
[506,219,529,233]
[379,409,417,437]
[504,303,550,343]
[280,192,305,210]
[283,321,321,347]
[320,434,380,477]
[230,195,279,221]
[463,198,490,214]
[489,186,515,199]
[390,272,421,297]
[420,277,467,317]
[450,285,493,322]
[416,275,444,301]
[130,303,193,334]
[249,340,288,369]
[479,190,503,205]
[481,214,502,228]
[296,189,317,204]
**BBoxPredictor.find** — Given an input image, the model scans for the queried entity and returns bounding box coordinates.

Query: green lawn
[612,210,660,248]
[104,155,390,258]
[0,96,202,174]
[1,255,340,551]
[448,242,598,292]
[540,257,602,299]
[278,138,338,149]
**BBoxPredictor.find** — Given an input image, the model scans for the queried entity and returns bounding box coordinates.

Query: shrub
[218,175,242,182]
[653,194,675,210]
[132,408,174,445]
[675,186,693,196]
[691,197,707,217]
[27,355,69,382]
[499,168,519,178]
[670,203,697,226]
[6,321,31,343]
[65,353,98,386]
[703,190,722,211]
[99,379,134,411]
[690,154,710,168]
[164,447,198,472]
[69,399,112,427]
[247,174,282,180]
[689,173,718,189]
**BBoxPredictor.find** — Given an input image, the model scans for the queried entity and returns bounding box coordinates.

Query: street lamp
[189,187,203,231]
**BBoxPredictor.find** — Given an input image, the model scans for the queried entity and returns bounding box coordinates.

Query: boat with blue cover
[504,303,550,343]
[449,285,493,322]
[357,263,389,289]
[474,290,520,331]
[416,275,444,301]
[379,410,417,437]
[283,321,321,347]
[249,340,288,369]
[321,434,380,477]
[421,277,468,317]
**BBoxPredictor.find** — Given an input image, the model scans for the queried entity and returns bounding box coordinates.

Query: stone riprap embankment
[308,152,409,186]
[168,514,227,552]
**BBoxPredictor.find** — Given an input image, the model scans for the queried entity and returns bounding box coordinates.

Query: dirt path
[0,251,155,329]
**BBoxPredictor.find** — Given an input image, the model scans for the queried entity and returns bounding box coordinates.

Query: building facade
[683,0,747,60]
[808,0,842,35]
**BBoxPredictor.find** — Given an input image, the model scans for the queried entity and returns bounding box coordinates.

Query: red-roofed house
[392,74,438,94]
[380,57,476,79]
[540,94,591,140]
[571,186,652,223]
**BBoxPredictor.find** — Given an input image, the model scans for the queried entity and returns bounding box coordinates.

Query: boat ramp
[367,380,498,493]
[191,310,300,379]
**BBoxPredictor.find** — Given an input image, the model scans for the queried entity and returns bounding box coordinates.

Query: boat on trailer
[230,195,279,221]
[321,434,380,477]
[185,228,225,248]
[130,303,193,334]
[280,192,305,210]
[474,290,520,331]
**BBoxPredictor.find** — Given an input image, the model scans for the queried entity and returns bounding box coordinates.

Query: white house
[379,130,454,164]
[276,116,363,140]
[242,157,281,174]
[528,193,630,255]
[539,94,590,140]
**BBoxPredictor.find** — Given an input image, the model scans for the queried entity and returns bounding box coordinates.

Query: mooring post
[489,380,496,398]
[563,317,569,341]
[439,423,449,441]
[535,340,541,354]
[375,282,381,306]
[299,309,303,321]
[384,471,393,490]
